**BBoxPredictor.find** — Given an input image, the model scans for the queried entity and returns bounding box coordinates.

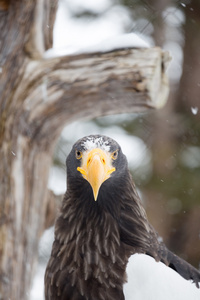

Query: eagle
[45,135,200,300]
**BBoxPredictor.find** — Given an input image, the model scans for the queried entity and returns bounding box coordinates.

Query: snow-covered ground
[124,254,200,300]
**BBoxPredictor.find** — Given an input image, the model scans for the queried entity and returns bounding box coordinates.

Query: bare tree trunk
[143,0,176,239]
[0,2,59,298]
[177,0,200,113]
[0,1,169,299]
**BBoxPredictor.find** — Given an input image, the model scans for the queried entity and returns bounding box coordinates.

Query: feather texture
[45,192,129,300]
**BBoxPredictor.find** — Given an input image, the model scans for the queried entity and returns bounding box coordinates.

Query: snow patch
[46,33,150,58]
[74,33,150,55]
[29,264,45,300]
[48,166,66,195]
[124,253,200,300]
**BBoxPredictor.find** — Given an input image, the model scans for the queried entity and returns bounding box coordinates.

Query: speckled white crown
[81,136,110,152]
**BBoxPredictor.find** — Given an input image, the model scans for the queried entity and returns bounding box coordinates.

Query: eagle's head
[66,135,129,204]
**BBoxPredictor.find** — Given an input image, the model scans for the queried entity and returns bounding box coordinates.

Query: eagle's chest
[46,213,128,300]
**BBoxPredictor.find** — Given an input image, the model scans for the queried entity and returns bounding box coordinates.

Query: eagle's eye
[76,150,82,159]
[111,150,118,160]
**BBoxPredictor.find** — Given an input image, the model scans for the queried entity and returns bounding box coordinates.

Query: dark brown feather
[45,192,130,300]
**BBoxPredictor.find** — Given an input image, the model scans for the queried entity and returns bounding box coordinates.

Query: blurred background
[30,0,200,298]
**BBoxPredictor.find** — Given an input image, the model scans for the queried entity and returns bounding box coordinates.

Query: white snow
[45,0,149,58]
[73,33,150,55]
[29,264,45,300]
[48,166,66,195]
[180,146,200,169]
[45,32,150,57]
[124,254,200,300]
[29,228,54,300]
[164,42,183,82]
[191,106,198,115]
[163,7,185,27]
[45,1,133,57]
[180,3,186,8]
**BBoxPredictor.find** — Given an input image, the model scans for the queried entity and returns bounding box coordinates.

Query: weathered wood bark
[0,1,169,299]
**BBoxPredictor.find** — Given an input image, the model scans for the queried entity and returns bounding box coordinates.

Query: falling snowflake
[191,107,198,115]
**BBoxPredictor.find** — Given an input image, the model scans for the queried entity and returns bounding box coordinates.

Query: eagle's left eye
[76,150,82,159]
[111,150,118,160]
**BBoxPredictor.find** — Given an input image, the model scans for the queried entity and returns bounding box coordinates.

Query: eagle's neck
[53,193,130,300]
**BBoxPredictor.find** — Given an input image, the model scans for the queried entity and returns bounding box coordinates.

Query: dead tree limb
[18,47,170,143]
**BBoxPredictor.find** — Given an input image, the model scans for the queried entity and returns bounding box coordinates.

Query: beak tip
[94,193,98,201]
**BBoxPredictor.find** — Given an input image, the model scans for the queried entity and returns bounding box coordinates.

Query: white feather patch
[82,137,110,152]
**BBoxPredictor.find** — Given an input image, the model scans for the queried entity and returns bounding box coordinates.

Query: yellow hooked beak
[77,148,116,201]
